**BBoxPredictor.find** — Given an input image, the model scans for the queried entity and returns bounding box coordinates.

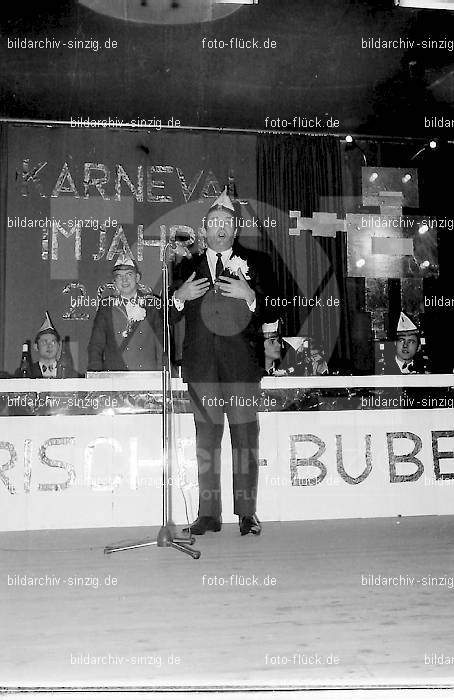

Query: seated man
[309,341,329,376]
[382,312,428,375]
[31,312,79,378]
[87,252,164,372]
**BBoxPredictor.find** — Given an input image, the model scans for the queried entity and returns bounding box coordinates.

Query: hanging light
[78,0,242,25]
[411,140,438,160]
[344,136,368,166]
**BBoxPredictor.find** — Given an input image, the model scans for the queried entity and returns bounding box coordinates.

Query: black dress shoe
[183,516,222,535]
[239,514,262,536]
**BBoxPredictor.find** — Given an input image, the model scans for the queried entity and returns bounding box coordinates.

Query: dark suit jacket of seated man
[172,207,279,533]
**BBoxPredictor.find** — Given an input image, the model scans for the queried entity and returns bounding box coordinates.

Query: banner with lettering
[1,408,453,531]
[4,124,257,373]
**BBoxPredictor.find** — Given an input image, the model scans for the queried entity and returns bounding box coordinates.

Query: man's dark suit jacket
[87,291,163,372]
[31,361,80,378]
[381,349,429,375]
[173,244,278,383]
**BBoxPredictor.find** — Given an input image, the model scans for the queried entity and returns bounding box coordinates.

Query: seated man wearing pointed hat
[382,312,427,375]
[31,312,79,378]
[172,187,279,536]
[87,253,164,372]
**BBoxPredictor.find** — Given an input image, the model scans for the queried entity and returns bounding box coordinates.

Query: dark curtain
[256,134,351,370]
[0,124,7,373]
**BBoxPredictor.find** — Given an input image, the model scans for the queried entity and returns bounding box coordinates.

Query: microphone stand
[104,244,200,559]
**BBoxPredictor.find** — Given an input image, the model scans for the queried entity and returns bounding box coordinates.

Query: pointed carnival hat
[282,336,307,352]
[396,312,419,336]
[112,251,140,273]
[35,311,60,342]
[262,320,280,339]
[209,186,235,212]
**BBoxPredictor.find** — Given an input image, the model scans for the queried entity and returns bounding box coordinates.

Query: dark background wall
[1,0,454,135]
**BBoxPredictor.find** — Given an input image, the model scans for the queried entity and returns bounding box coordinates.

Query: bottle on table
[19,342,32,378]
[59,335,75,379]
[419,336,430,374]
[377,342,386,374]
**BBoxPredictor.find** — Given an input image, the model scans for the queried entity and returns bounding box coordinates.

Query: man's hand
[174,271,210,302]
[217,269,256,305]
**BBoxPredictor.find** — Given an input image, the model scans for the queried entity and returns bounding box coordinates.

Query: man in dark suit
[173,188,278,536]
[87,253,163,372]
[382,312,427,375]
[30,312,79,378]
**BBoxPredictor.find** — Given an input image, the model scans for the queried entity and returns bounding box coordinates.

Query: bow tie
[42,364,56,373]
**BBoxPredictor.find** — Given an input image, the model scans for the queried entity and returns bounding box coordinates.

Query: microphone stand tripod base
[104,524,200,559]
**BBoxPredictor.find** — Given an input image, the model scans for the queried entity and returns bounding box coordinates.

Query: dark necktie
[215,252,223,281]
[42,364,55,373]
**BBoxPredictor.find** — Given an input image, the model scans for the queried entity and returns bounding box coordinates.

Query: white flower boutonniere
[224,256,250,279]
[126,302,146,322]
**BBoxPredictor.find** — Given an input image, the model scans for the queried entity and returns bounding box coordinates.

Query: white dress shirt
[395,356,413,374]
[39,361,57,378]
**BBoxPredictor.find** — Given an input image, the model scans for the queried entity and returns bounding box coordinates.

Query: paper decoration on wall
[115,164,144,202]
[97,283,117,299]
[106,226,134,260]
[288,166,439,339]
[42,220,83,261]
[199,170,222,201]
[289,211,345,238]
[289,170,438,279]
[41,226,49,260]
[62,283,90,320]
[84,163,110,199]
[92,227,107,261]
[51,162,80,198]
[21,158,47,198]
[176,168,203,203]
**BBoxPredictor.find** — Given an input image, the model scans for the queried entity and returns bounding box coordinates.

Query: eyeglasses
[114,272,136,281]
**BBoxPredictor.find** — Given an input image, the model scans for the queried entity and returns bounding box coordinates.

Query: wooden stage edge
[1,516,454,690]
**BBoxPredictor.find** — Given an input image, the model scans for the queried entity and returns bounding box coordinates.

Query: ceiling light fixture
[395,0,454,9]
[410,140,438,160]
[344,136,368,166]
[78,0,246,25]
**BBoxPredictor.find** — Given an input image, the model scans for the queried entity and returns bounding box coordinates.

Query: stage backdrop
[3,124,257,374]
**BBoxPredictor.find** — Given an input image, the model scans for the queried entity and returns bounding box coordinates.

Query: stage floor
[1,516,454,690]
